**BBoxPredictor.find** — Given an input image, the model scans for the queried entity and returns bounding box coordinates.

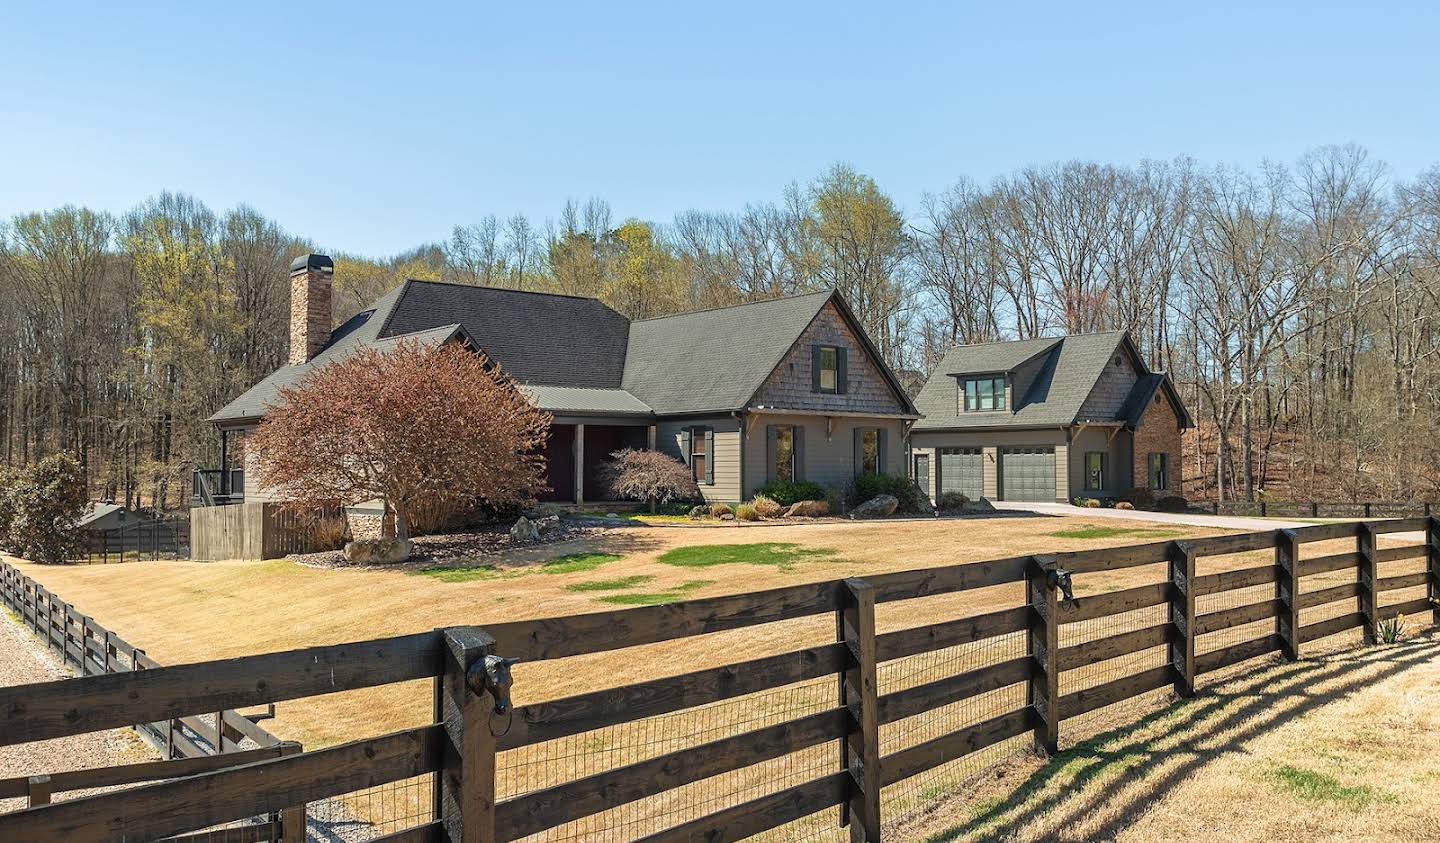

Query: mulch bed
[291,519,602,570]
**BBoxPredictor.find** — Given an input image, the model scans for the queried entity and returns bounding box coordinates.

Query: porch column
[646,424,657,451]
[218,429,230,497]
[573,423,585,504]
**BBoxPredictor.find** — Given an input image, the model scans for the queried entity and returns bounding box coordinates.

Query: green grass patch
[598,579,714,605]
[656,542,841,571]
[566,575,656,592]
[1046,526,1185,540]
[1265,764,1395,809]
[414,552,621,582]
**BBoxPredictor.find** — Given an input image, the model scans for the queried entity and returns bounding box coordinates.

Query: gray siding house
[909,332,1193,504]
[207,255,918,506]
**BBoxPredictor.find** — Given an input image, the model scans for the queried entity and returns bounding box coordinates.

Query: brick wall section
[289,267,332,365]
[1132,389,1183,494]
[750,302,905,413]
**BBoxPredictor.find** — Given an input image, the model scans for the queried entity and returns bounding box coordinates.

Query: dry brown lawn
[6,512,1430,839]
[895,632,1440,842]
[8,513,1231,745]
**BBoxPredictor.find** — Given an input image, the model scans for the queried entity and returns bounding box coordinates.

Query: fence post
[1364,502,1373,518]
[841,578,880,843]
[1260,500,1267,518]
[1428,516,1440,627]
[26,775,51,808]
[1276,529,1302,660]
[1168,541,1197,698]
[1027,555,1060,755]
[439,626,499,843]
[834,601,851,830]
[278,741,306,843]
[1359,522,1378,645]
[1312,502,1320,518]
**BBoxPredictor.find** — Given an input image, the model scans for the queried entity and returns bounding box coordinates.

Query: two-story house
[909,332,1193,504]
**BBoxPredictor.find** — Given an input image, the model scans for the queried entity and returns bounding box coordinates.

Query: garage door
[1000,447,1055,502]
[938,447,983,500]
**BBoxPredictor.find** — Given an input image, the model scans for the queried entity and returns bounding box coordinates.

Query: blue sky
[3,1,1437,257]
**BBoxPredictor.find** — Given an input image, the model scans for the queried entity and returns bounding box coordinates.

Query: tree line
[3,146,1438,508]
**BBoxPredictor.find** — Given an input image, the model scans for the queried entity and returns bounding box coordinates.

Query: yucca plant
[1376,613,1405,644]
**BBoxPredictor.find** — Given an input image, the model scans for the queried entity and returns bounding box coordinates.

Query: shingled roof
[210,282,913,424]
[913,331,1189,430]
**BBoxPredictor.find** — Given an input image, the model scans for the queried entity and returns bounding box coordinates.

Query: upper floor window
[963,376,1005,411]
[813,345,844,394]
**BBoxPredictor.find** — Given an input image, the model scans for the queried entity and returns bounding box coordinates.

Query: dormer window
[962,376,1005,412]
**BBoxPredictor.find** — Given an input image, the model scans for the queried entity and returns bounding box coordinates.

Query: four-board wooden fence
[1,516,1437,842]
[0,560,302,840]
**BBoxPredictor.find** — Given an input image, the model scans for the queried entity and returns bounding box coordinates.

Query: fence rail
[2,517,1439,842]
[0,560,300,839]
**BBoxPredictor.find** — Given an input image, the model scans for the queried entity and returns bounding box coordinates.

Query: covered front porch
[540,419,656,504]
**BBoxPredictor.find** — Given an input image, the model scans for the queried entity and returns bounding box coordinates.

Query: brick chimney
[289,254,334,365]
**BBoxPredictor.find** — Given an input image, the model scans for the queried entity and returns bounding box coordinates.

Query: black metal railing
[191,469,244,507]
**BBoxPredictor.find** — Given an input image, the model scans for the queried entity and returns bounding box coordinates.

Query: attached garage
[937,447,983,500]
[999,447,1056,502]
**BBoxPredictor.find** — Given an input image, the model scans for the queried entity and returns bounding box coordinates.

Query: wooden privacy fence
[0,559,302,841]
[0,518,1437,842]
[190,502,344,561]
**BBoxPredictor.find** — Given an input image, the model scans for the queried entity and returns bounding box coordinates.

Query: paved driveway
[992,500,1428,542]
[993,500,1311,531]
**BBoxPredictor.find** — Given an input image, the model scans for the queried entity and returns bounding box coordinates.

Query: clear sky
[3,1,1437,257]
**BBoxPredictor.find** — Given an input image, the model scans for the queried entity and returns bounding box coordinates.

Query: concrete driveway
[992,500,1428,543]
[992,500,1311,531]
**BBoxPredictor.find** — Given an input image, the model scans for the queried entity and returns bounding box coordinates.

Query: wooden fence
[1,518,1437,842]
[0,560,301,840]
[190,502,344,562]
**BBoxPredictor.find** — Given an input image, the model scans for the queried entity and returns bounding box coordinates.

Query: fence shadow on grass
[925,634,1440,842]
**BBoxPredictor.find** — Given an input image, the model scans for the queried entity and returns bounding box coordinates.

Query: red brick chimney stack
[289,254,334,365]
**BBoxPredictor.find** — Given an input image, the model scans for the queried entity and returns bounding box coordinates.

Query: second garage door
[1000,447,1056,502]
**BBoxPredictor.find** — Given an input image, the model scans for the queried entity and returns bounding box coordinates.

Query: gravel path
[0,607,156,812]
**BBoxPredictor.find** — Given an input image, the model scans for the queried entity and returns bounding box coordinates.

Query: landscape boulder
[719,512,736,521]
[850,494,898,519]
[343,537,412,565]
[510,516,541,541]
[962,497,997,514]
[688,505,710,519]
[784,499,830,518]
[536,514,561,531]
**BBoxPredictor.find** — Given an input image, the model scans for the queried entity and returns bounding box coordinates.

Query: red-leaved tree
[250,340,551,542]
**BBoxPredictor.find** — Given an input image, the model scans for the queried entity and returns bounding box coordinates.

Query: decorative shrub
[846,473,927,514]
[936,492,969,513]
[1155,494,1188,513]
[1084,498,1102,508]
[600,449,701,513]
[735,502,760,521]
[1115,501,1135,510]
[751,495,784,519]
[754,480,830,508]
[709,503,734,518]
